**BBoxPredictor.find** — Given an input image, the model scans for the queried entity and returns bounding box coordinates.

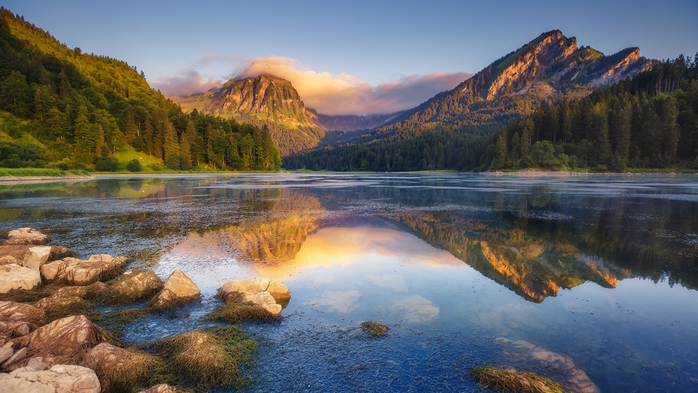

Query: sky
[3,0,697,115]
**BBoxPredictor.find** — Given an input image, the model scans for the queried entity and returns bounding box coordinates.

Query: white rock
[4,228,51,246]
[0,364,100,393]
[23,247,52,270]
[218,278,290,302]
[0,264,41,294]
[150,270,200,312]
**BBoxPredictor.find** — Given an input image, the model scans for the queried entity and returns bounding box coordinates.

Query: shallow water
[1,173,698,392]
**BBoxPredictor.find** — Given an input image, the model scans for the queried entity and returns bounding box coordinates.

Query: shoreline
[0,174,93,182]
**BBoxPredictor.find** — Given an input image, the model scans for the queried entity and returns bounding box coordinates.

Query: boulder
[101,270,163,304]
[2,347,27,368]
[218,277,291,302]
[0,301,45,340]
[139,384,178,393]
[0,364,100,393]
[0,255,19,265]
[3,228,51,246]
[0,344,13,364]
[0,245,76,270]
[48,246,78,262]
[0,301,46,326]
[82,342,158,391]
[10,315,110,370]
[0,264,42,294]
[216,278,289,317]
[242,292,282,316]
[150,270,200,312]
[22,246,52,270]
[41,254,128,286]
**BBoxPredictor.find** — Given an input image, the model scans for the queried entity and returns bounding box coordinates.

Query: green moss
[471,366,564,393]
[361,321,389,337]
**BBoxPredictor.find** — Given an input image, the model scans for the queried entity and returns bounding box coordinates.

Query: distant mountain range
[375,30,654,139]
[178,30,654,159]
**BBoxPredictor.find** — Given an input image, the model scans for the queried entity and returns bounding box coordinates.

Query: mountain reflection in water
[1,174,697,392]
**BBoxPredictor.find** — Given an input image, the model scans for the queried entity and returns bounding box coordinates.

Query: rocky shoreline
[0,227,291,392]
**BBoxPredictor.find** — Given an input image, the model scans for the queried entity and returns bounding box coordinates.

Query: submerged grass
[207,294,278,323]
[472,366,564,393]
[100,308,152,329]
[87,346,160,393]
[145,325,258,390]
[361,321,389,337]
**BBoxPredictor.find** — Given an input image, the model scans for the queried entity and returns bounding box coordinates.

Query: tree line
[0,8,280,171]
[287,55,698,172]
[490,55,698,171]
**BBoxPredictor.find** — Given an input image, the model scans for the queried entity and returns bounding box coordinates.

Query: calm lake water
[1,173,698,392]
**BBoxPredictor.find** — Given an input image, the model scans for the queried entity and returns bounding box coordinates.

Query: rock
[3,228,51,246]
[22,246,52,270]
[0,301,46,326]
[495,337,600,393]
[101,270,163,304]
[82,342,158,391]
[0,255,19,265]
[139,384,178,393]
[0,345,13,364]
[48,246,78,262]
[0,364,100,393]
[41,254,128,285]
[2,347,27,367]
[10,315,110,369]
[25,356,48,371]
[242,291,282,316]
[218,277,291,302]
[150,270,200,312]
[0,245,76,270]
[0,264,42,294]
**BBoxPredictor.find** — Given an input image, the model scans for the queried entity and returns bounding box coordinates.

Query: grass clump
[207,293,277,323]
[100,308,151,329]
[471,366,564,393]
[147,325,257,390]
[361,321,389,337]
[83,343,160,393]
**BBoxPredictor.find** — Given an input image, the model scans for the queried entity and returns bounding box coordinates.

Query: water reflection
[1,174,698,392]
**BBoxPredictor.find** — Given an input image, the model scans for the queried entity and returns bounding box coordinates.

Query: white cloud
[153,56,472,116]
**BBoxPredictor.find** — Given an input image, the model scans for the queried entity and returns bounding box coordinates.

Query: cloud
[152,69,224,97]
[153,56,472,115]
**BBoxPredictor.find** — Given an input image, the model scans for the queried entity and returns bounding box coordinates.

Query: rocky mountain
[175,75,325,156]
[377,30,654,139]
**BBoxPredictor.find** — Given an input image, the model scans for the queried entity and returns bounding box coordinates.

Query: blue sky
[3,0,697,114]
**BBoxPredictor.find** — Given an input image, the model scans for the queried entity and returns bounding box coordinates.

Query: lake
[1,173,697,392]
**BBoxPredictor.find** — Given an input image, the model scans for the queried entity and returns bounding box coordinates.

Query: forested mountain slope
[0,7,280,171]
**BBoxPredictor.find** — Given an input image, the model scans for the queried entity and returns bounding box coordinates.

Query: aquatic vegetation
[207,294,278,323]
[146,325,258,390]
[361,321,389,337]
[471,366,563,393]
[82,343,160,392]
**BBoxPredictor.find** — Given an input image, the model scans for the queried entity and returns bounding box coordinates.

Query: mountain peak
[377,30,654,138]
[174,75,325,156]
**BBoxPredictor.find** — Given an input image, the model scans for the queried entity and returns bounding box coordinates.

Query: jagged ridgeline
[0,8,280,171]
[377,30,654,139]
[285,31,697,172]
[175,75,326,156]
